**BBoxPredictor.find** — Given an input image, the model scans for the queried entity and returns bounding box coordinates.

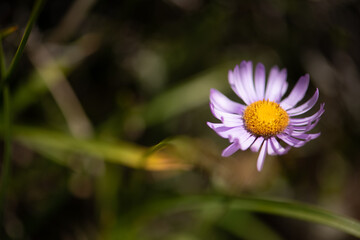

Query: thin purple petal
[265,67,287,102]
[270,137,291,155]
[222,142,240,157]
[240,61,257,103]
[265,66,279,99]
[280,74,310,110]
[207,122,247,140]
[290,103,325,126]
[228,69,242,102]
[257,140,268,171]
[254,63,266,100]
[267,141,277,156]
[209,103,243,126]
[229,66,253,105]
[288,132,321,141]
[210,88,245,114]
[290,118,320,132]
[287,89,319,116]
[278,134,307,148]
[250,137,264,152]
[207,122,228,129]
[239,134,256,151]
[281,81,288,97]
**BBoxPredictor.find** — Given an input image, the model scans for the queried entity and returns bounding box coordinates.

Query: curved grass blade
[9,125,190,171]
[114,195,360,238]
[227,196,360,238]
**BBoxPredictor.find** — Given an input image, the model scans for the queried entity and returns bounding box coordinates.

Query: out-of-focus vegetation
[1,0,360,239]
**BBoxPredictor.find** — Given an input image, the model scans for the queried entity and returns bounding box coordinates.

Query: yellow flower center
[243,100,289,137]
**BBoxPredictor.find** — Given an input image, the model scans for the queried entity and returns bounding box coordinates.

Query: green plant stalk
[1,0,46,88]
[0,87,11,208]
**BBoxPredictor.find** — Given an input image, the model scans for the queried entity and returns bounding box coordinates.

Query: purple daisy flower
[207,61,325,171]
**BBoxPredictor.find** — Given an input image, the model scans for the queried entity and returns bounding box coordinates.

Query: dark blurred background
[1,0,360,239]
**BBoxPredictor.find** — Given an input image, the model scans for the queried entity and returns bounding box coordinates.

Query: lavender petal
[222,142,240,157]
[281,81,288,98]
[267,141,277,156]
[289,118,320,132]
[265,67,288,102]
[257,140,268,171]
[207,122,247,140]
[210,88,245,114]
[254,63,266,100]
[280,74,310,110]
[278,134,307,148]
[229,66,253,105]
[250,137,264,152]
[288,132,321,141]
[290,103,325,126]
[240,61,257,103]
[287,89,319,116]
[270,137,291,155]
[239,134,256,150]
[210,103,243,125]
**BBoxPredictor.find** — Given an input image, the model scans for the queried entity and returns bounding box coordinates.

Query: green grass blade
[114,195,360,238]
[1,0,46,87]
[227,196,360,238]
[8,125,190,171]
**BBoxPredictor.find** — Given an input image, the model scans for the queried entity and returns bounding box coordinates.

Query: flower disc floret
[243,100,289,137]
